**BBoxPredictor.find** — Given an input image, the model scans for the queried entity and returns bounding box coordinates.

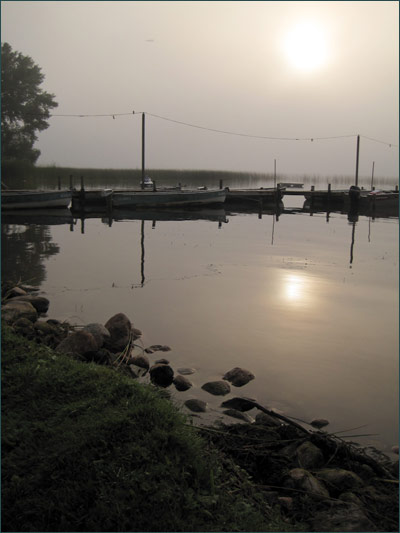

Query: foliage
[1,42,58,164]
[1,327,292,532]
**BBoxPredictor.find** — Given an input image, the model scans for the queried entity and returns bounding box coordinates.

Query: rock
[130,354,150,371]
[316,468,363,493]
[310,507,375,532]
[147,344,171,352]
[221,397,257,412]
[129,364,148,378]
[177,367,196,375]
[296,441,325,469]
[104,313,131,352]
[255,412,281,427]
[132,328,142,339]
[4,286,27,298]
[391,445,399,455]
[310,418,330,429]
[338,492,363,507]
[223,367,255,387]
[278,496,293,511]
[184,399,208,413]
[56,330,98,358]
[155,358,170,365]
[33,320,59,336]
[149,363,174,387]
[201,380,231,396]
[91,348,112,365]
[12,317,35,338]
[285,468,330,499]
[82,323,110,350]
[223,409,255,423]
[2,300,38,324]
[173,375,192,391]
[10,295,50,313]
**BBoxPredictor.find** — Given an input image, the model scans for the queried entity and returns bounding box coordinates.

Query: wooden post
[80,176,84,191]
[58,176,61,190]
[310,185,315,214]
[355,135,360,187]
[141,113,145,190]
[371,161,375,191]
[219,179,223,190]
[69,175,73,190]
[274,159,277,188]
[395,185,399,192]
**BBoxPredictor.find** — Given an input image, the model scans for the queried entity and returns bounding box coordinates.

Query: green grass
[2,327,293,532]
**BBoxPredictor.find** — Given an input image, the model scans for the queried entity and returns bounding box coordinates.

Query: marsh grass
[2,327,295,532]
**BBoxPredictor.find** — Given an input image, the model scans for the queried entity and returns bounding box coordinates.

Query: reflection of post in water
[348,211,358,266]
[141,220,145,286]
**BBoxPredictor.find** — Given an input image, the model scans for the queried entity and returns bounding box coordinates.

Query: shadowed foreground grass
[1,327,295,532]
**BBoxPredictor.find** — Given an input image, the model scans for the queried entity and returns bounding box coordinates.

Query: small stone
[173,375,192,391]
[201,380,231,396]
[223,409,255,423]
[177,367,196,375]
[184,399,207,413]
[149,363,174,387]
[155,358,170,365]
[147,344,171,352]
[223,367,255,387]
[221,397,257,412]
[310,418,330,429]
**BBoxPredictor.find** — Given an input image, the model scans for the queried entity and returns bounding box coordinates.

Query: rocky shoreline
[2,283,399,532]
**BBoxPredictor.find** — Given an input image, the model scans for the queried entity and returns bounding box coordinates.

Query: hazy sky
[2,1,399,177]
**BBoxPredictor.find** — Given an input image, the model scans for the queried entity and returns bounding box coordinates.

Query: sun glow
[282,21,329,72]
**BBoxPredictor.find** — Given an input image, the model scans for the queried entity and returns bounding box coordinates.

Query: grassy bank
[1,327,293,532]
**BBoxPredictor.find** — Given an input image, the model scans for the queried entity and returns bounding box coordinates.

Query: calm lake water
[2,175,398,455]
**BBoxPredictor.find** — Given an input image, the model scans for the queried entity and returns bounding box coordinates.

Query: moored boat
[1,190,72,210]
[111,188,227,208]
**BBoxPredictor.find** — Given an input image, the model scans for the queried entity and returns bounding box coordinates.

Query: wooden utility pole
[141,113,146,189]
[355,135,360,186]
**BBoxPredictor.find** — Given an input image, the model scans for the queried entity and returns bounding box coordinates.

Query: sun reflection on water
[283,273,310,305]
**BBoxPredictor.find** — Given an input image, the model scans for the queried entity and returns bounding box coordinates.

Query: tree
[1,42,58,164]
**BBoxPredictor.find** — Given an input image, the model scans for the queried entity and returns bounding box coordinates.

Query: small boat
[111,188,227,208]
[1,190,72,210]
[278,182,304,188]
[225,187,285,204]
[143,176,154,188]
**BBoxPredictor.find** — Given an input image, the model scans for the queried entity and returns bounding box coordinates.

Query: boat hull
[111,189,227,208]
[2,190,72,210]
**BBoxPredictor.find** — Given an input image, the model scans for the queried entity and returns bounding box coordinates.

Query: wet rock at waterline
[223,367,255,387]
[177,367,196,375]
[130,354,150,371]
[201,380,231,396]
[8,295,50,314]
[149,363,174,387]
[145,345,171,353]
[56,330,98,358]
[104,313,132,352]
[155,358,170,365]
[221,397,257,412]
[255,412,282,427]
[82,323,110,350]
[173,375,193,391]
[223,409,255,424]
[2,300,38,324]
[184,399,208,413]
[310,418,330,429]
[129,364,149,379]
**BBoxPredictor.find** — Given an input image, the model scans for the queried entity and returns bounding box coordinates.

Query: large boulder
[10,295,50,314]
[82,323,110,350]
[149,363,174,387]
[223,367,255,387]
[104,313,132,352]
[2,301,38,324]
[316,468,363,493]
[201,380,231,396]
[56,330,99,358]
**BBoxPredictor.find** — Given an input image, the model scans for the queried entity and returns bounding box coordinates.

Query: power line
[30,108,398,147]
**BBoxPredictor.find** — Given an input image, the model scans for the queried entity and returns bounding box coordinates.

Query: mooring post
[219,179,223,190]
[274,159,277,188]
[355,134,360,187]
[153,180,156,192]
[395,185,399,192]
[80,176,84,191]
[310,185,315,214]
[371,161,375,191]
[57,176,61,190]
[69,175,73,190]
[141,112,145,190]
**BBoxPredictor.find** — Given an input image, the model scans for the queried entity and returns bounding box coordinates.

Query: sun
[282,21,328,72]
